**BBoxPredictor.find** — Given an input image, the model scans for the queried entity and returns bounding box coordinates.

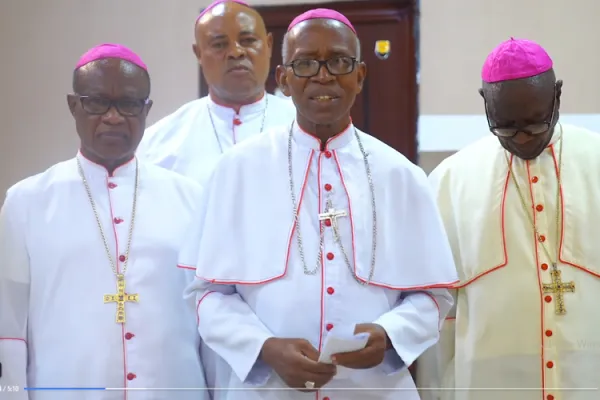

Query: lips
[98,131,128,140]
[227,65,251,73]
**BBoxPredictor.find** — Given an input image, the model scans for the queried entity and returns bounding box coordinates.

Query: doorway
[198,0,420,162]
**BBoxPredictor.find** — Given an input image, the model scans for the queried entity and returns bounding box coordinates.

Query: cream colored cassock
[0,154,209,400]
[179,123,459,400]
[137,93,296,184]
[418,124,600,400]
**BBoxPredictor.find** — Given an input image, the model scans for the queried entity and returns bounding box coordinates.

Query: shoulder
[430,135,498,181]
[141,162,203,196]
[358,129,427,183]
[144,98,207,136]
[562,123,600,149]
[266,94,296,113]
[4,159,75,208]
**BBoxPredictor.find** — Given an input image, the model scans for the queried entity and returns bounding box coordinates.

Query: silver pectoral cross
[318,206,348,230]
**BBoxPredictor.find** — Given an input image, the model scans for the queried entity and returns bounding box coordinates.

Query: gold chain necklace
[504,124,575,315]
[77,156,140,323]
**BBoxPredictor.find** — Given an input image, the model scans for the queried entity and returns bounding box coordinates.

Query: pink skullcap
[481,37,553,83]
[287,8,356,34]
[75,43,147,71]
[196,0,249,24]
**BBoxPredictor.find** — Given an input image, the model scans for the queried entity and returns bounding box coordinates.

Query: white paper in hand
[318,324,370,364]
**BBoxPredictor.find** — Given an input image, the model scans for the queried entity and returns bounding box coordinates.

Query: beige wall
[1,0,599,194]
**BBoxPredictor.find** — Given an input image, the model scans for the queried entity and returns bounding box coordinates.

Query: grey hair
[281,31,361,64]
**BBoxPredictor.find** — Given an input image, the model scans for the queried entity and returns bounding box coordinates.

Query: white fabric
[418,124,600,400]
[137,93,296,185]
[0,154,208,400]
[180,122,459,399]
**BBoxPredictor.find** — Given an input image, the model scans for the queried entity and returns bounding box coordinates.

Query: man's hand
[331,323,389,369]
[260,337,336,391]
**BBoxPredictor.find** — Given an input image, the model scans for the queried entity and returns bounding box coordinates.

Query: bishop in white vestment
[137,0,296,184]
[0,44,208,400]
[180,9,458,400]
[418,38,600,400]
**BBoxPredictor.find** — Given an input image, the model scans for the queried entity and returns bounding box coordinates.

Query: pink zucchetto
[287,8,356,34]
[196,0,249,23]
[481,37,553,83]
[75,43,147,71]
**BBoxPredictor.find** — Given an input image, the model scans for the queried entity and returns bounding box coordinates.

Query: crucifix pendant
[103,274,139,323]
[318,201,348,231]
[542,264,575,315]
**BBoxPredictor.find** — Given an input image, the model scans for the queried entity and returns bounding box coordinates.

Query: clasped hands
[260,323,389,392]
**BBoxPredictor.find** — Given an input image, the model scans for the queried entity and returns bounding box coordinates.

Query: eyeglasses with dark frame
[285,56,358,78]
[484,91,556,138]
[76,95,150,117]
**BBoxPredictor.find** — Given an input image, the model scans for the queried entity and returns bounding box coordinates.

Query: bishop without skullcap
[196,0,249,23]
[288,8,356,34]
[481,38,552,83]
[75,43,148,71]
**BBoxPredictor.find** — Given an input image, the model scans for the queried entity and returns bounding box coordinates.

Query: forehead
[487,80,554,118]
[198,6,260,37]
[76,59,148,96]
[289,20,356,56]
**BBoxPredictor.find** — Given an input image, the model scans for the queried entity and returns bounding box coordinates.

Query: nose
[227,41,246,59]
[311,63,335,83]
[512,131,536,145]
[101,106,125,125]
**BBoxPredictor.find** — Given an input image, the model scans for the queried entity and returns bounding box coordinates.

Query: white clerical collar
[208,92,267,118]
[76,151,137,178]
[292,121,355,151]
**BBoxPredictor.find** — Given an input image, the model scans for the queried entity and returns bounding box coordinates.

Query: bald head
[192,0,272,106]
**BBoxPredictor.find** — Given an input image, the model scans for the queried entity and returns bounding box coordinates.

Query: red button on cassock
[324,151,332,158]
[546,361,554,368]
[545,295,552,303]
[324,183,332,191]
[233,118,242,126]
[547,395,554,400]
[125,332,134,340]
[545,330,553,337]
[536,204,544,212]
[326,323,333,331]
[324,219,332,227]
[326,253,334,260]
[532,176,539,183]
[327,287,334,295]
[127,373,136,380]
[119,255,126,262]
[108,182,117,189]
[113,217,123,224]
[541,263,549,270]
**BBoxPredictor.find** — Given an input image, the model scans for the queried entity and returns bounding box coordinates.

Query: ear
[192,43,202,65]
[276,65,291,97]
[355,62,367,94]
[67,94,78,116]
[266,32,274,59]
[555,79,563,101]
[145,99,153,116]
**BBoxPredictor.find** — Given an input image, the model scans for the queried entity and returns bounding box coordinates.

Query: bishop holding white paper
[180,8,458,400]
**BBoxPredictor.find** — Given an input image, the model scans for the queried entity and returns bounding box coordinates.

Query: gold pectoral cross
[104,274,139,323]
[542,265,575,315]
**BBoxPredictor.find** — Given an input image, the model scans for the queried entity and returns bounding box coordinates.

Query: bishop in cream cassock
[180,9,458,400]
[137,0,295,185]
[0,44,208,400]
[418,38,600,400]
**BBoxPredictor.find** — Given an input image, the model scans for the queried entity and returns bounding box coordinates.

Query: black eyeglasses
[77,95,150,117]
[285,56,357,78]
[484,92,556,138]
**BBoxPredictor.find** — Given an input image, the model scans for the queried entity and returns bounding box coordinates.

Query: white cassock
[418,124,600,400]
[137,93,296,184]
[179,122,459,400]
[0,154,209,400]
